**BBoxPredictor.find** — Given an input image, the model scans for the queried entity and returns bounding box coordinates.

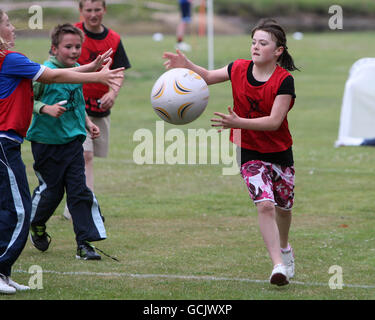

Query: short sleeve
[277,75,295,98]
[1,53,43,80]
[111,40,131,70]
[227,62,234,80]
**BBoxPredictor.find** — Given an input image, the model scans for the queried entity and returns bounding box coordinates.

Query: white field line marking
[14,269,375,289]
[103,159,375,175]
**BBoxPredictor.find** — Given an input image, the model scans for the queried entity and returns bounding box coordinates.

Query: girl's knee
[256,201,276,215]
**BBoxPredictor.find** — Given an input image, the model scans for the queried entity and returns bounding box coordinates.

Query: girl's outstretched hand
[162,49,188,69]
[98,57,124,91]
[211,106,241,132]
[90,48,113,71]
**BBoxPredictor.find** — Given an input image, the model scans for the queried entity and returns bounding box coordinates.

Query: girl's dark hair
[49,23,84,54]
[251,18,299,71]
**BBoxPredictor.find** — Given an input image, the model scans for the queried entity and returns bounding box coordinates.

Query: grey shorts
[83,115,110,158]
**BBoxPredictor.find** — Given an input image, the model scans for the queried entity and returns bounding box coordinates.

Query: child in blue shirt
[0,11,123,294]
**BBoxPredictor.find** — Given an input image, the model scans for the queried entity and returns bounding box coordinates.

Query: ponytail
[251,18,299,72]
[278,46,299,72]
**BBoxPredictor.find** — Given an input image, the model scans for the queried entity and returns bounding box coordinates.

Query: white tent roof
[336,58,375,147]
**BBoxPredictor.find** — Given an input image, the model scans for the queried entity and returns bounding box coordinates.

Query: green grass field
[3,30,375,301]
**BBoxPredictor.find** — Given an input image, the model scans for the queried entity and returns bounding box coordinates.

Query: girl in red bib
[163,19,298,286]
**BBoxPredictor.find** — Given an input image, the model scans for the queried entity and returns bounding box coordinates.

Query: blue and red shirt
[0,50,44,141]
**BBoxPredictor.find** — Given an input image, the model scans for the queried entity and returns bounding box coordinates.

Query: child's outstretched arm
[37,62,124,92]
[73,48,114,73]
[211,95,292,132]
[162,49,229,85]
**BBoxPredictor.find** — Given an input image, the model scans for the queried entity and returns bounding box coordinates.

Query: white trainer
[175,42,191,52]
[7,278,30,291]
[269,263,289,286]
[281,247,295,279]
[0,274,16,295]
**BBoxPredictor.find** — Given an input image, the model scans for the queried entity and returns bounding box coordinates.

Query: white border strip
[14,269,375,289]
[102,159,375,175]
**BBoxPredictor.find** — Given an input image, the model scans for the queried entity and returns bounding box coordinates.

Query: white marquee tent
[335,58,375,147]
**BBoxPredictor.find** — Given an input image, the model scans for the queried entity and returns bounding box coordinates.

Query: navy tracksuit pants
[0,139,32,277]
[30,139,106,245]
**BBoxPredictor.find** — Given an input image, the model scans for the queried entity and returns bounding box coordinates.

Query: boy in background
[63,0,131,219]
[176,0,193,52]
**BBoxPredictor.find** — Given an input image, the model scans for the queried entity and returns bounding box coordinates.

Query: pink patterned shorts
[240,160,295,210]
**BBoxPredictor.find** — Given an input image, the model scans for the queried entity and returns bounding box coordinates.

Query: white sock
[281,243,291,253]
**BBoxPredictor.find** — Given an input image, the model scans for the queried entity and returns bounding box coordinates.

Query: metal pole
[207,0,214,70]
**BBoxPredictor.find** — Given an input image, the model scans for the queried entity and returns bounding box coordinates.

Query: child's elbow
[267,119,283,131]
[37,68,57,84]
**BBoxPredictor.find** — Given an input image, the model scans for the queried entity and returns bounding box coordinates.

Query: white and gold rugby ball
[151,68,209,125]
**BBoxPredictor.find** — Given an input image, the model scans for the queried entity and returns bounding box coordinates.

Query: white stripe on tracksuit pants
[0,139,31,277]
